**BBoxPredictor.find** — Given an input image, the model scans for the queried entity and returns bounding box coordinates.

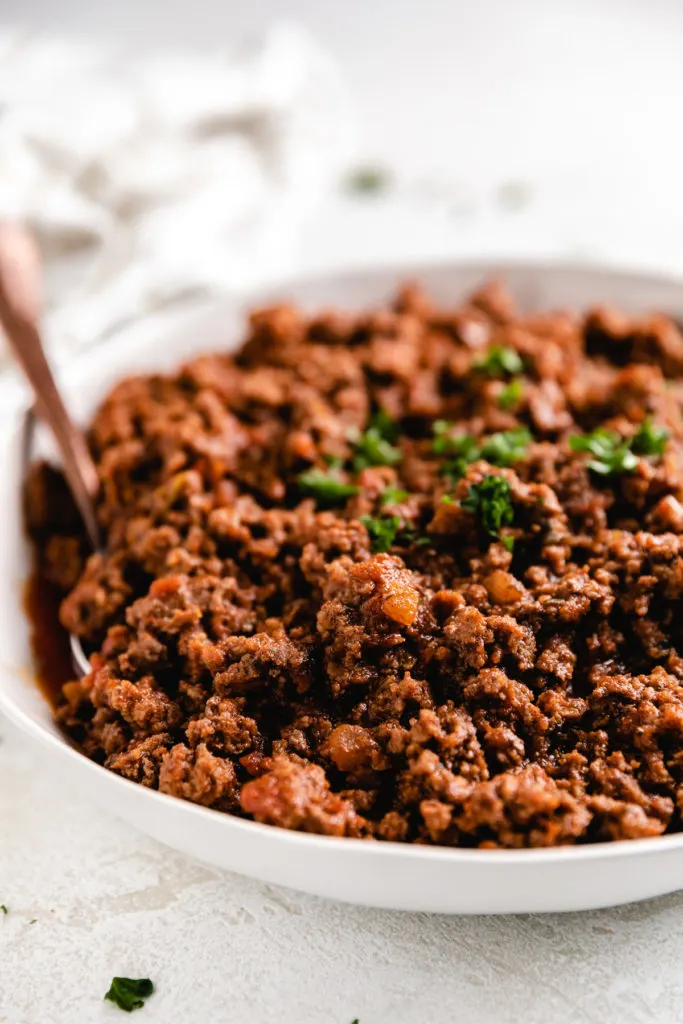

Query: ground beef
[25,278,683,847]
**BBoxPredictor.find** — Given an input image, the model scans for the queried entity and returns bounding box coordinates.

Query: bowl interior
[3,257,683,839]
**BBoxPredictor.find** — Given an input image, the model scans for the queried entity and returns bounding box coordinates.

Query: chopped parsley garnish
[362,504,429,551]
[570,418,669,476]
[432,422,480,480]
[371,408,399,442]
[104,978,154,1013]
[361,514,402,553]
[474,345,523,377]
[432,421,477,457]
[498,378,524,410]
[345,166,391,195]
[297,468,360,504]
[381,484,409,506]
[433,422,530,478]
[352,410,402,471]
[631,417,669,456]
[569,429,639,476]
[480,427,531,467]
[462,475,515,538]
[403,529,432,547]
[322,453,344,470]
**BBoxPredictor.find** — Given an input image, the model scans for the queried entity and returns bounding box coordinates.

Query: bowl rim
[5,253,683,868]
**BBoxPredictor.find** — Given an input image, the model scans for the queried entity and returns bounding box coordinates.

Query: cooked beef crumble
[25,279,683,847]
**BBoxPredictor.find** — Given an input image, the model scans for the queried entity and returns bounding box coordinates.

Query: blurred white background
[5,0,683,273]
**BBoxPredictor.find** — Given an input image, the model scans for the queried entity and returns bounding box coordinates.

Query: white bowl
[4,258,683,916]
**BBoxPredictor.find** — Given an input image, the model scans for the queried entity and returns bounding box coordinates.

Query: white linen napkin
[0,23,352,363]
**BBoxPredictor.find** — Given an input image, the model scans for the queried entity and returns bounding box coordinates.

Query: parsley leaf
[361,514,402,553]
[480,427,531,467]
[474,345,523,377]
[432,422,530,477]
[370,408,399,442]
[381,484,409,506]
[298,469,360,504]
[104,978,154,1013]
[498,378,524,410]
[432,421,476,457]
[431,419,453,454]
[432,422,480,480]
[346,166,391,195]
[570,418,669,476]
[631,417,669,456]
[352,410,402,471]
[569,429,638,476]
[462,475,515,538]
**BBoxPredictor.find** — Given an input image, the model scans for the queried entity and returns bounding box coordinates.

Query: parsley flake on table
[345,165,391,195]
[569,428,639,476]
[361,514,402,553]
[474,344,523,377]
[104,977,154,1013]
[352,410,402,471]
[498,377,524,410]
[297,468,360,505]
[0,905,6,915]
[462,475,515,538]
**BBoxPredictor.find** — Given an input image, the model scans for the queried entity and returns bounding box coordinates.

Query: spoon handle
[0,223,100,549]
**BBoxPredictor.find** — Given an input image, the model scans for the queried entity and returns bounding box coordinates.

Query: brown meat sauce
[24,280,683,847]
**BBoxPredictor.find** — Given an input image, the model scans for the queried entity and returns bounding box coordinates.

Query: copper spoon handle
[0,222,100,549]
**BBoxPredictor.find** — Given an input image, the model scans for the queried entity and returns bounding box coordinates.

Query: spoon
[0,222,98,677]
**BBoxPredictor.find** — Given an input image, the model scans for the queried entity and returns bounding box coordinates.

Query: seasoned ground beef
[25,279,683,847]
